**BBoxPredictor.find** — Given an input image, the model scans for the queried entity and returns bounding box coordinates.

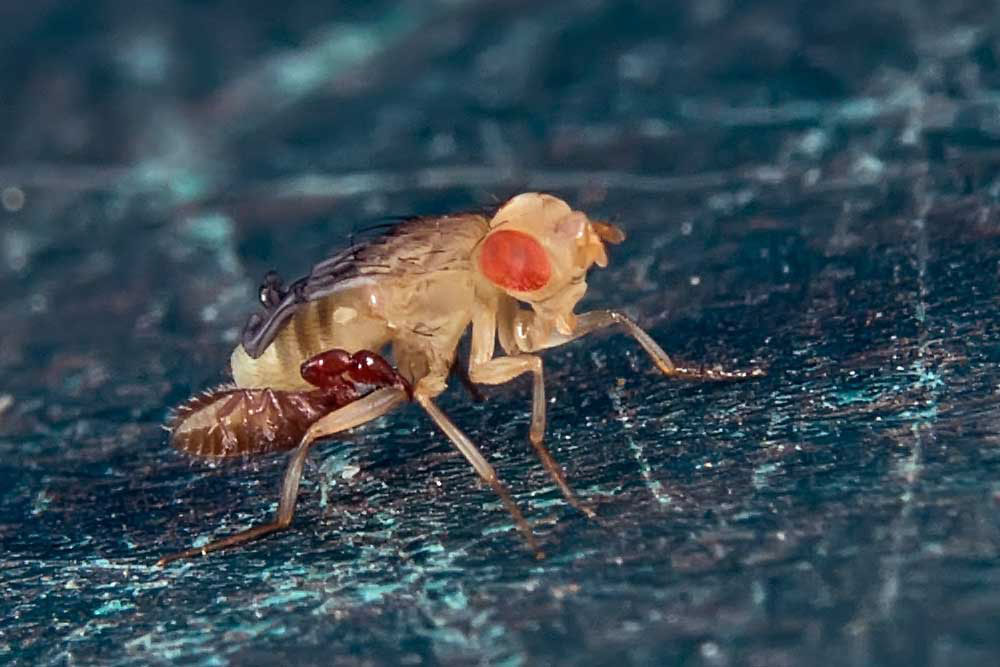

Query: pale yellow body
[231,213,492,392]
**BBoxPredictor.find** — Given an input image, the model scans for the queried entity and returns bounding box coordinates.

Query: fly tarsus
[667,364,767,381]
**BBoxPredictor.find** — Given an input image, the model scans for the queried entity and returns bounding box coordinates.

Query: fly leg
[414,387,544,559]
[469,303,597,520]
[449,358,485,403]
[468,356,546,446]
[519,310,766,381]
[490,308,763,518]
[466,356,597,520]
[156,387,407,566]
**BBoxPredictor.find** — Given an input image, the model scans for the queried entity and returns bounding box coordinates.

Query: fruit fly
[157,192,763,566]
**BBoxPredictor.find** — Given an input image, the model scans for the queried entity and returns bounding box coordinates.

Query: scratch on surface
[877,188,939,619]
[608,385,672,506]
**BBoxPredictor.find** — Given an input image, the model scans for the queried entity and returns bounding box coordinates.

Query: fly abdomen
[231,292,392,391]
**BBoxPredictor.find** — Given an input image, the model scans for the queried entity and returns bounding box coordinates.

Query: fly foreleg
[518,310,765,381]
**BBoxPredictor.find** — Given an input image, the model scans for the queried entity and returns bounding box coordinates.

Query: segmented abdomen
[167,386,340,458]
[231,292,392,391]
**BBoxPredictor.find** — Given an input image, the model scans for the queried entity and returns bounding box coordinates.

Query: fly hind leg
[156,387,408,566]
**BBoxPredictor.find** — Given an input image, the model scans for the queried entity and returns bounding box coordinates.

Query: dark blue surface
[2,1,1000,665]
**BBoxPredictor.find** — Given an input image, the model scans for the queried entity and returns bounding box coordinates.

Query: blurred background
[1,1,999,665]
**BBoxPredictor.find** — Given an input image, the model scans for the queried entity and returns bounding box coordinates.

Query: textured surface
[2,1,1000,665]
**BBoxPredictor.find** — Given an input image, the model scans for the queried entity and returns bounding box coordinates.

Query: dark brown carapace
[167,349,411,459]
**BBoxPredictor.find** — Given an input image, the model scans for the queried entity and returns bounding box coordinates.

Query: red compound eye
[479,230,551,292]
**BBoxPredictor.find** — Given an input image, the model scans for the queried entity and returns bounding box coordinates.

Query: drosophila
[158,192,762,565]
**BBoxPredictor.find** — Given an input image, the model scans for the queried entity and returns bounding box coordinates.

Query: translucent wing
[240,214,488,358]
